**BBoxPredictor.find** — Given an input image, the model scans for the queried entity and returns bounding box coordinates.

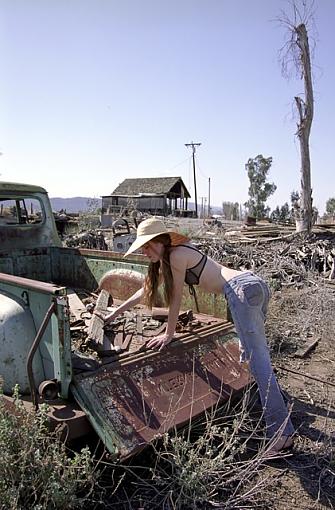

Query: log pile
[195,231,335,286]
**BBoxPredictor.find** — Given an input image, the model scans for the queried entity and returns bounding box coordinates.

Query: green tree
[270,202,291,223]
[326,197,335,215]
[244,155,277,219]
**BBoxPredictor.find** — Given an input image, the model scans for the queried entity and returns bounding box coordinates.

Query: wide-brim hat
[124,217,189,257]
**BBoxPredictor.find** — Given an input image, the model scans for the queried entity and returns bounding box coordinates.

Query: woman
[97,217,294,452]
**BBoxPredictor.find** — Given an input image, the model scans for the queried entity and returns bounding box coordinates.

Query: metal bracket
[21,290,30,307]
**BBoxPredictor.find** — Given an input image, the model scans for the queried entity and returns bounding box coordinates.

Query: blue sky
[0,0,334,213]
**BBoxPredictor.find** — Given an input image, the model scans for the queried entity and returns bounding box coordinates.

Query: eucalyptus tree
[244,154,276,220]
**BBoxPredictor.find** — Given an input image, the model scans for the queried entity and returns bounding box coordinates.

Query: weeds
[101,387,284,509]
[0,385,99,510]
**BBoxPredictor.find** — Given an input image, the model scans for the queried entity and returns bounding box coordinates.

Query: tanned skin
[96,239,242,350]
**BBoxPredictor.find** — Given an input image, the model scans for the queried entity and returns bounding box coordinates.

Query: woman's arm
[165,267,185,339]
[95,286,144,323]
[147,249,187,350]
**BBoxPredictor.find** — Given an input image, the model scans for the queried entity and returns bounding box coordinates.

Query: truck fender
[0,290,45,395]
[98,269,144,302]
[99,269,164,306]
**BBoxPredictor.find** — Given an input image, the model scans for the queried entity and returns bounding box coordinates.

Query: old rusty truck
[0,181,250,459]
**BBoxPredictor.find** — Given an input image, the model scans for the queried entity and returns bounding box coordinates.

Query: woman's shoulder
[170,243,205,264]
[169,244,191,264]
[174,242,197,250]
[171,242,195,255]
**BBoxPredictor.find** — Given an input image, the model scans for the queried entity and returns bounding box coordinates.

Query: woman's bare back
[171,244,244,295]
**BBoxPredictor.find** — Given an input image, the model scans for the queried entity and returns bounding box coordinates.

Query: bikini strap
[178,244,201,312]
[188,284,200,313]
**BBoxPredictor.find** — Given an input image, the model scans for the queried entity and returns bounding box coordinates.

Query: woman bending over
[97,217,294,453]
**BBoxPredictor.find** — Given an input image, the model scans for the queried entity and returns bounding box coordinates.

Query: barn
[101,177,193,226]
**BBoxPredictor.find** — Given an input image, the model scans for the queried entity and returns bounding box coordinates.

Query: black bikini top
[179,244,207,286]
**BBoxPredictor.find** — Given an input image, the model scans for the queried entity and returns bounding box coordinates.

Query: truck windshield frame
[0,195,46,227]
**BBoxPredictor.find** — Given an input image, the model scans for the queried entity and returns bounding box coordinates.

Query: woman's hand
[146,333,173,351]
[94,310,118,324]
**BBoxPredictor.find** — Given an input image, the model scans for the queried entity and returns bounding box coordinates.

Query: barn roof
[111,177,190,198]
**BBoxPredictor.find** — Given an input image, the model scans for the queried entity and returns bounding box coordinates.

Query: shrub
[0,385,98,510]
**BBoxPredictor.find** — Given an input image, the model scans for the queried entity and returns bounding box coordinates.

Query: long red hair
[143,234,174,308]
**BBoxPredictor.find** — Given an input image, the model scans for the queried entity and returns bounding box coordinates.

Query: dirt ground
[260,283,335,509]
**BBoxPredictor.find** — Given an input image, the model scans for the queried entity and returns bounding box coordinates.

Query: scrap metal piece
[71,351,100,372]
[177,309,194,326]
[136,309,143,340]
[121,332,133,350]
[142,323,166,338]
[38,379,59,400]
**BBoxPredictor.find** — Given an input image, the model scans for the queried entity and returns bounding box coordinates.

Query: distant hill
[50,197,102,213]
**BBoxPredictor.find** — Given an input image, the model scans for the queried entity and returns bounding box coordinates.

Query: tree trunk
[294,24,314,233]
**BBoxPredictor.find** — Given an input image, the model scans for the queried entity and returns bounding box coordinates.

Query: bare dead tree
[278,1,316,232]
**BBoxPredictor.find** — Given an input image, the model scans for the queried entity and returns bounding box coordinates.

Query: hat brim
[124,230,189,257]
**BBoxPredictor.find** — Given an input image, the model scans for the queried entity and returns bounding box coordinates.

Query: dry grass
[96,387,295,509]
[265,282,335,356]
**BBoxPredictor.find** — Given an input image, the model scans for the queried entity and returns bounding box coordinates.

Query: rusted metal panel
[53,296,73,398]
[1,394,92,441]
[16,252,52,281]
[0,247,52,281]
[0,257,14,275]
[72,323,251,459]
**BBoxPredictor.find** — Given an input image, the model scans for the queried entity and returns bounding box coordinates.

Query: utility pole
[208,177,211,217]
[185,141,201,218]
[200,197,204,218]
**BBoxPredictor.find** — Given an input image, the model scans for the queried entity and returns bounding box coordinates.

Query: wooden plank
[87,290,110,346]
[294,338,319,359]
[67,289,87,321]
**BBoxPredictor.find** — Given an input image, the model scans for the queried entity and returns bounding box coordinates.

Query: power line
[196,161,209,180]
[162,156,190,175]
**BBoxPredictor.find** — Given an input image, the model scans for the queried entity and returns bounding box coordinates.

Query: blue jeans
[223,272,294,438]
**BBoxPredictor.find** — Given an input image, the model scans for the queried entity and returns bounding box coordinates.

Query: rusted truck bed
[71,312,250,459]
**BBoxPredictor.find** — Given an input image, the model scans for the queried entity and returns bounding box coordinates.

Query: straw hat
[124,217,189,257]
